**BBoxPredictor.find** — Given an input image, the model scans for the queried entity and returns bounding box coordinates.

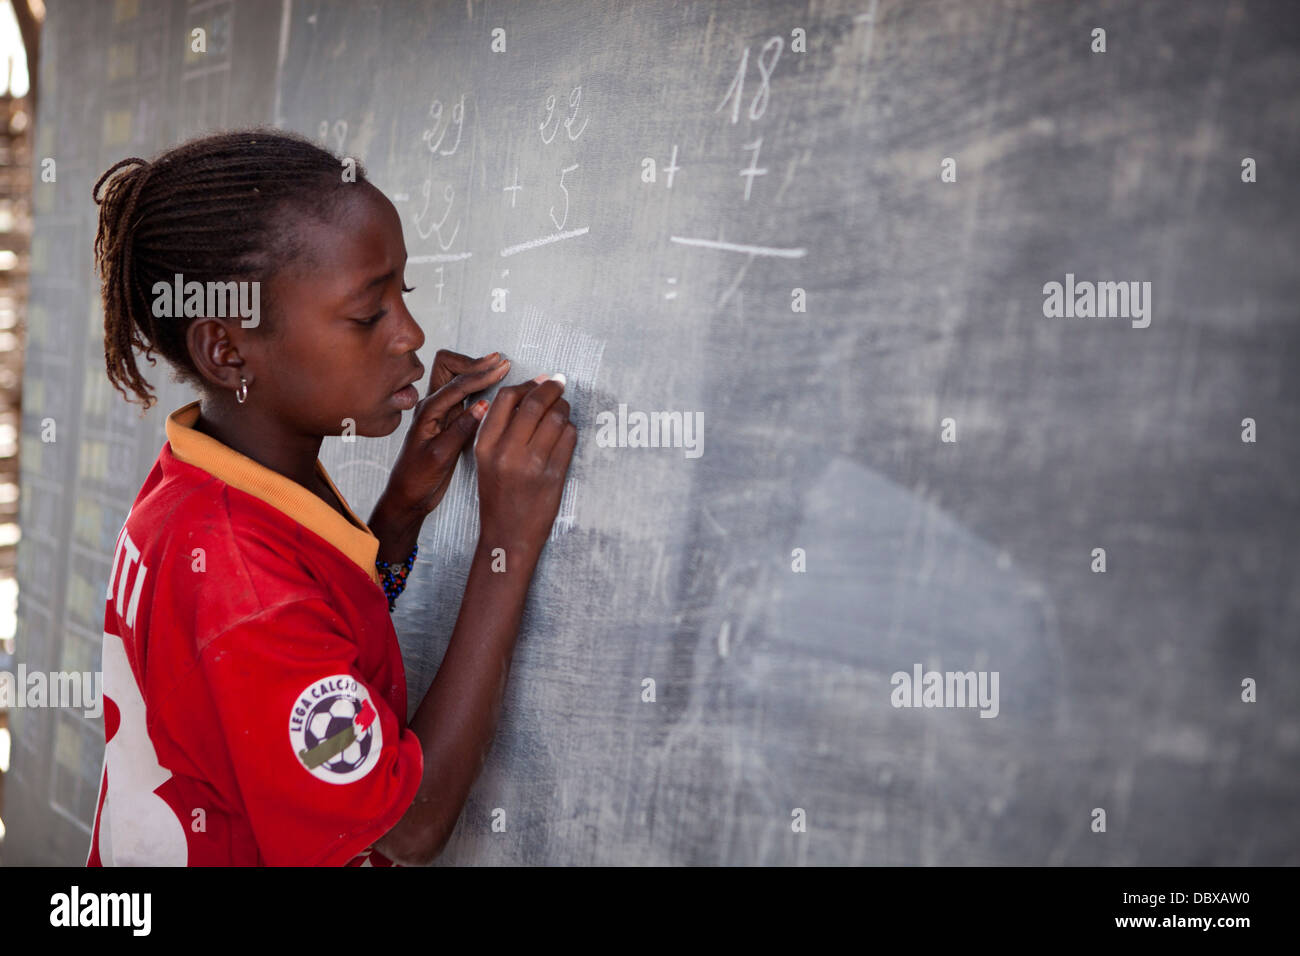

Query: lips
[388,365,425,412]
[390,364,425,396]
[391,384,420,411]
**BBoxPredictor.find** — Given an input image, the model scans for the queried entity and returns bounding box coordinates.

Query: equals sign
[663,277,678,301]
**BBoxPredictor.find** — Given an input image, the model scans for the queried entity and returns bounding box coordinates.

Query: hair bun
[91,156,151,205]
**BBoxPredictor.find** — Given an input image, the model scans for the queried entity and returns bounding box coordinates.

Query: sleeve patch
[287,674,385,784]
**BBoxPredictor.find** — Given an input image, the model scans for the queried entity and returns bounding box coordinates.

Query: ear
[186,317,248,392]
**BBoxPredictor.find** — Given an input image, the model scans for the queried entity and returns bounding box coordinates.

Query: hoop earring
[234,376,248,404]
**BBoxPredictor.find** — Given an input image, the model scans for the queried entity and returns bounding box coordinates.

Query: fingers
[432,348,500,375]
[423,395,485,467]
[475,379,539,451]
[502,376,568,449]
[546,420,578,475]
[440,399,469,431]
[529,393,570,454]
[428,349,506,396]
[476,375,564,452]
[413,358,510,436]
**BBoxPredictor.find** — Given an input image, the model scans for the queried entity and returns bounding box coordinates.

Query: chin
[327,409,402,440]
[361,409,405,438]
[377,408,406,435]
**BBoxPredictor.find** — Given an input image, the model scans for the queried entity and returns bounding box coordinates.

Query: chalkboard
[7,0,1300,865]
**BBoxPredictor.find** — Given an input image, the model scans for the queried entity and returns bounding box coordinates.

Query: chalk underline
[500,227,591,258]
[410,231,803,263]
[409,252,474,263]
[669,235,807,258]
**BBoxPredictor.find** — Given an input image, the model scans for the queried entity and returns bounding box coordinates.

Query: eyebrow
[348,270,394,300]
[346,255,409,301]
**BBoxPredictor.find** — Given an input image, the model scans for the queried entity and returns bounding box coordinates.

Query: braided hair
[92,127,369,411]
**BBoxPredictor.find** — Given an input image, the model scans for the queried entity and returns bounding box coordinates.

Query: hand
[474,375,578,560]
[382,350,511,517]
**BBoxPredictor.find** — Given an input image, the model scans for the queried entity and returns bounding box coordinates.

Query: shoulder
[128,462,336,652]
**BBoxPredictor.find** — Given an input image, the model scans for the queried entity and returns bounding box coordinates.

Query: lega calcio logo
[288,675,383,784]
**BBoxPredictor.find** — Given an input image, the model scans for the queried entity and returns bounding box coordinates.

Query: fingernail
[532,374,548,384]
[470,399,488,419]
[485,352,500,361]
[549,373,566,387]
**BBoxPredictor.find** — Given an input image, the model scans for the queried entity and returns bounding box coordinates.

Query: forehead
[282,183,405,291]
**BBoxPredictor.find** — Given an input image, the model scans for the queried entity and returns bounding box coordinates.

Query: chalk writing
[716,36,783,124]
[414,180,460,250]
[317,119,348,153]
[503,166,522,207]
[540,86,590,144]
[421,95,465,157]
[549,163,580,231]
[740,138,766,201]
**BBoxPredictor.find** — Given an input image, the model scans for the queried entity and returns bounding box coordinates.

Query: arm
[372,375,575,865]
[373,534,541,865]
[369,493,425,565]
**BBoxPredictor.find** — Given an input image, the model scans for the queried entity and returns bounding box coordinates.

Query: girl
[85,128,575,866]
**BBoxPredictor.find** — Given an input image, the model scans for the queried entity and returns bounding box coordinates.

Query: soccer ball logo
[289,675,384,784]
[305,696,375,774]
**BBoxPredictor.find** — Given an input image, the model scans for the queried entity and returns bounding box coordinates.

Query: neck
[192,396,324,493]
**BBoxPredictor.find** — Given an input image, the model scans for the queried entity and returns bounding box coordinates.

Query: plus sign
[503,167,522,207]
[663,144,681,189]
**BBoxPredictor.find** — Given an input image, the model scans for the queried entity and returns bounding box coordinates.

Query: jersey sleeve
[195,598,424,866]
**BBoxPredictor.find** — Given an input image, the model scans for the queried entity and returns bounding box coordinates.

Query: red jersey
[86,400,423,866]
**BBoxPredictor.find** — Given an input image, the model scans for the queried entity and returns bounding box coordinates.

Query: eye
[354,283,414,326]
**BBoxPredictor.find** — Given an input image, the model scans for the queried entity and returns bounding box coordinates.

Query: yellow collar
[165,400,380,586]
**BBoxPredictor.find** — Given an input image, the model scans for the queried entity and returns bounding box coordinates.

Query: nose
[394,297,426,354]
